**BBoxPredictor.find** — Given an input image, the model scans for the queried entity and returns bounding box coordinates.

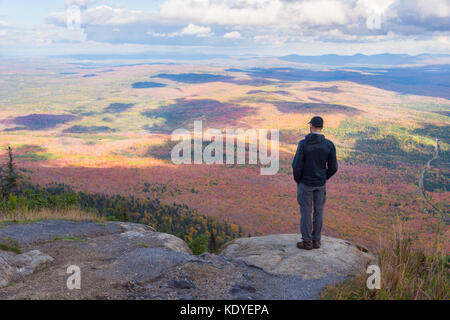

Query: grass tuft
[52,236,85,242]
[320,224,449,300]
[0,208,102,224]
[0,242,22,254]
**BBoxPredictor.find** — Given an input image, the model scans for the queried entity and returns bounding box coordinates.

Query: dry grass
[320,224,449,300]
[0,208,102,223]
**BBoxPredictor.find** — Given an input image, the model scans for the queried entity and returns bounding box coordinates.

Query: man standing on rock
[292,116,338,250]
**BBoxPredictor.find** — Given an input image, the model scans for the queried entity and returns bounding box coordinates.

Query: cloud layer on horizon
[0,0,449,56]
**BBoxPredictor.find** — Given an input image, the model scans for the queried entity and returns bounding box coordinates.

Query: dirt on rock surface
[0,220,372,300]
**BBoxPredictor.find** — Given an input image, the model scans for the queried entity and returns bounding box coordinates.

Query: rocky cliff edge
[0,220,374,300]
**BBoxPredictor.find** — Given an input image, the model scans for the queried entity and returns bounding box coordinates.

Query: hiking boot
[297,241,313,250]
[312,240,321,249]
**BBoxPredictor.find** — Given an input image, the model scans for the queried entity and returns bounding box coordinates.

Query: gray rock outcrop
[0,220,374,300]
[0,250,54,287]
[220,234,375,279]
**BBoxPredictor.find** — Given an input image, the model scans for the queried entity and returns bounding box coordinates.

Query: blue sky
[0,0,449,58]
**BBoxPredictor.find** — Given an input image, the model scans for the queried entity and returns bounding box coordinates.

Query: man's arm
[326,141,338,180]
[292,141,304,184]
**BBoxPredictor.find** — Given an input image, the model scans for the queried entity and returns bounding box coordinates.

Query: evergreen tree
[208,230,217,253]
[1,147,18,199]
[189,234,208,255]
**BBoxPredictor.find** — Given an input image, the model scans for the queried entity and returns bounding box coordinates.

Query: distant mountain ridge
[277,53,450,66]
[53,52,449,66]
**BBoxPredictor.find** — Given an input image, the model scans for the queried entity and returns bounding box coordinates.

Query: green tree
[1,147,19,199]
[189,234,208,255]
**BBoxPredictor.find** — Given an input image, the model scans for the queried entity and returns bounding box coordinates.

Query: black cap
[309,116,324,128]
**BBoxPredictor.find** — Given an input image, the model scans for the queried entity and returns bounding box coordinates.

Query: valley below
[0,57,448,253]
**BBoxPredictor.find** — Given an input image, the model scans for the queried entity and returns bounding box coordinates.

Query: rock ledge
[220,234,374,279]
[0,220,374,299]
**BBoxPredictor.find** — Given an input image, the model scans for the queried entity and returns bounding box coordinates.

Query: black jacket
[292,133,338,186]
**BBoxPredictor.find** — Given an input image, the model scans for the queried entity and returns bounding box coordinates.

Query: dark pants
[297,182,326,242]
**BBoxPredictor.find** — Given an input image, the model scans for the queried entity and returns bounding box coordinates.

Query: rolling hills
[0,56,448,252]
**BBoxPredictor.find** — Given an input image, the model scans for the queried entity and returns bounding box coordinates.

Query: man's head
[309,116,324,133]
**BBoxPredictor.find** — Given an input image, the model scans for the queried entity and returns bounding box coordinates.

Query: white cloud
[146,30,170,37]
[253,33,288,47]
[47,5,155,26]
[438,36,449,44]
[223,31,241,39]
[147,24,213,38]
[357,0,396,15]
[0,20,9,37]
[46,0,450,41]
[159,0,450,35]
[0,26,86,47]
[66,0,98,8]
[159,0,351,27]
[179,24,213,37]
[14,0,445,55]
[254,35,270,41]
[282,0,350,26]
[401,0,450,19]
[159,0,283,26]
[382,0,450,34]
